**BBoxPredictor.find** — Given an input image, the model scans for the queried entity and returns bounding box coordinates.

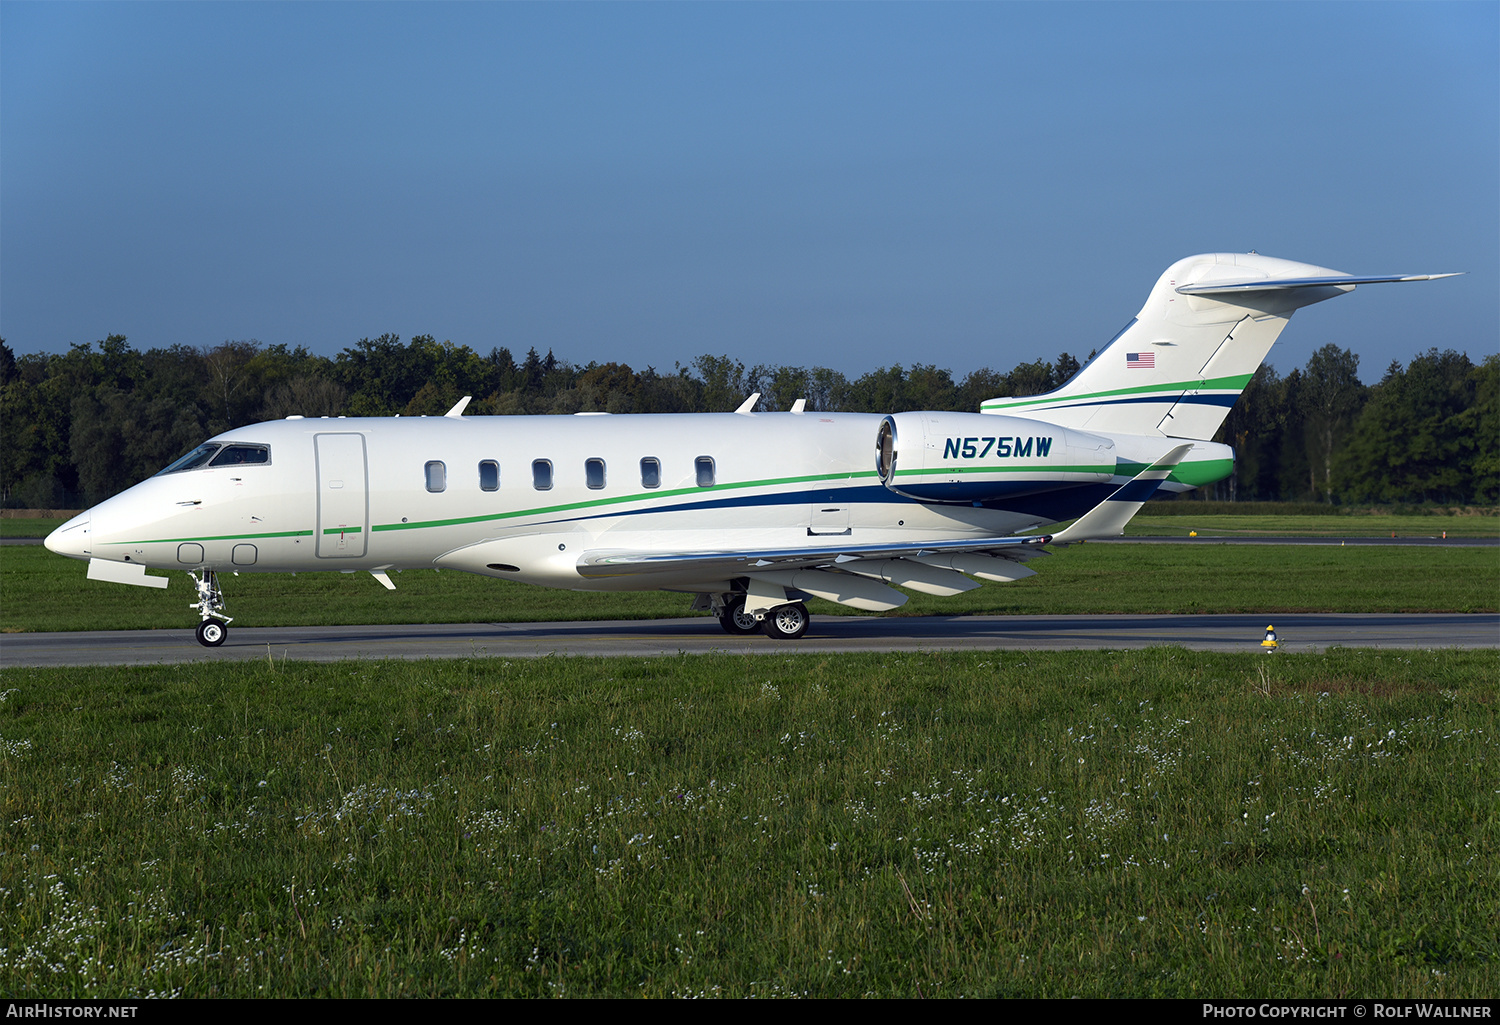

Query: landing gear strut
[189,569,232,647]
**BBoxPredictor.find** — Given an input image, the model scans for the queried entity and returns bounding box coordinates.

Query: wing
[572,445,1191,611]
[576,534,1052,612]
[574,532,1051,580]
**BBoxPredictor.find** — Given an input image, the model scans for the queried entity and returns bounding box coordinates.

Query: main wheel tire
[761,602,809,640]
[196,620,227,647]
[719,596,761,635]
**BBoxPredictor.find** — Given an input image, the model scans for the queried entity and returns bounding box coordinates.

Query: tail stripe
[981,372,1253,414]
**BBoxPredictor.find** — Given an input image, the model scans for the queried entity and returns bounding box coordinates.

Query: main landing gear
[715,595,810,640]
[719,595,762,635]
[189,569,233,647]
[760,601,810,640]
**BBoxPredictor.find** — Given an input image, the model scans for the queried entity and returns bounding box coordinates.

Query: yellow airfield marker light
[1262,625,1279,650]
[1189,530,1198,537]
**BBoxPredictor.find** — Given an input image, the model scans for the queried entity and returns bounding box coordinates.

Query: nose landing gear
[189,569,232,647]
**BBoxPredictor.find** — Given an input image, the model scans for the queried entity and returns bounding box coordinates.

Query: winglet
[735,393,761,415]
[1050,445,1193,543]
[445,396,472,418]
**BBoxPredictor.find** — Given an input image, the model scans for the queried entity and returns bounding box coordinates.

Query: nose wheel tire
[195,620,228,647]
[719,596,762,635]
[761,602,810,640]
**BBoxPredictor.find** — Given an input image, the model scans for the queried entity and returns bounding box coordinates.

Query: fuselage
[45,410,1228,594]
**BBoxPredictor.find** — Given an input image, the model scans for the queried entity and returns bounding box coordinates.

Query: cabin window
[640,457,661,489]
[695,456,716,487]
[156,443,221,475]
[209,444,270,467]
[425,461,447,493]
[532,459,553,491]
[585,458,606,490]
[479,460,499,491]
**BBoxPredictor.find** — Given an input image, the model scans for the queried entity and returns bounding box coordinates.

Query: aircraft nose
[44,511,91,560]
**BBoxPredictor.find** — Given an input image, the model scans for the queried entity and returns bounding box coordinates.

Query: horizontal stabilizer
[1050,445,1191,543]
[981,253,1462,442]
[1177,272,1461,295]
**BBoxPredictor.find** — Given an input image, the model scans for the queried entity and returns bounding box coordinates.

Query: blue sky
[3,1,1495,386]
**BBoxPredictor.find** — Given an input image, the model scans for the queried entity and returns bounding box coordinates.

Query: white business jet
[45,253,1456,645]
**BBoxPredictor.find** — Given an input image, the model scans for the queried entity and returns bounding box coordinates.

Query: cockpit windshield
[156,443,221,475]
[209,445,270,467]
[155,443,271,475]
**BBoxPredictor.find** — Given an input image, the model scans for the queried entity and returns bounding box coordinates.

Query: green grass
[3,541,1495,633]
[0,650,1494,997]
[1126,515,1499,538]
[1142,500,1498,518]
[0,517,66,538]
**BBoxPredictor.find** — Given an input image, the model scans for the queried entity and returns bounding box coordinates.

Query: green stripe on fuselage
[102,528,314,546]
[100,455,1233,549]
[1113,457,1235,488]
[370,468,884,534]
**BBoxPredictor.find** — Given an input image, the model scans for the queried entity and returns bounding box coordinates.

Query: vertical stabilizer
[980,253,1454,441]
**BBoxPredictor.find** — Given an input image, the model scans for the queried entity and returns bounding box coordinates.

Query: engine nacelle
[875,411,1116,504]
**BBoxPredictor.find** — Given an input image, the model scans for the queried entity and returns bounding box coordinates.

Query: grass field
[4,510,1495,998]
[0,518,69,538]
[2,541,1496,633]
[1125,515,1499,538]
[0,650,1494,997]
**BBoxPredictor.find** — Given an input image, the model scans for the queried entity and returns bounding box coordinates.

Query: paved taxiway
[4,613,1496,667]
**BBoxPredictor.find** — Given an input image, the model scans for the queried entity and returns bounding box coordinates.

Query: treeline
[1220,346,1496,505]
[1,334,1493,508]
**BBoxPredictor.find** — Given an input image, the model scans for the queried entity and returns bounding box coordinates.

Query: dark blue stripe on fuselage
[891,479,1082,504]
[529,480,1118,530]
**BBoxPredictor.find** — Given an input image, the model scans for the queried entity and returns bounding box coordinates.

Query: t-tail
[980,253,1460,441]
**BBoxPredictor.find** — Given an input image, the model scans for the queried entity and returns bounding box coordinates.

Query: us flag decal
[1126,352,1155,368]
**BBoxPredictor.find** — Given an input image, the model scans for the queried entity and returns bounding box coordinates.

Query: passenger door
[315,433,369,558]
